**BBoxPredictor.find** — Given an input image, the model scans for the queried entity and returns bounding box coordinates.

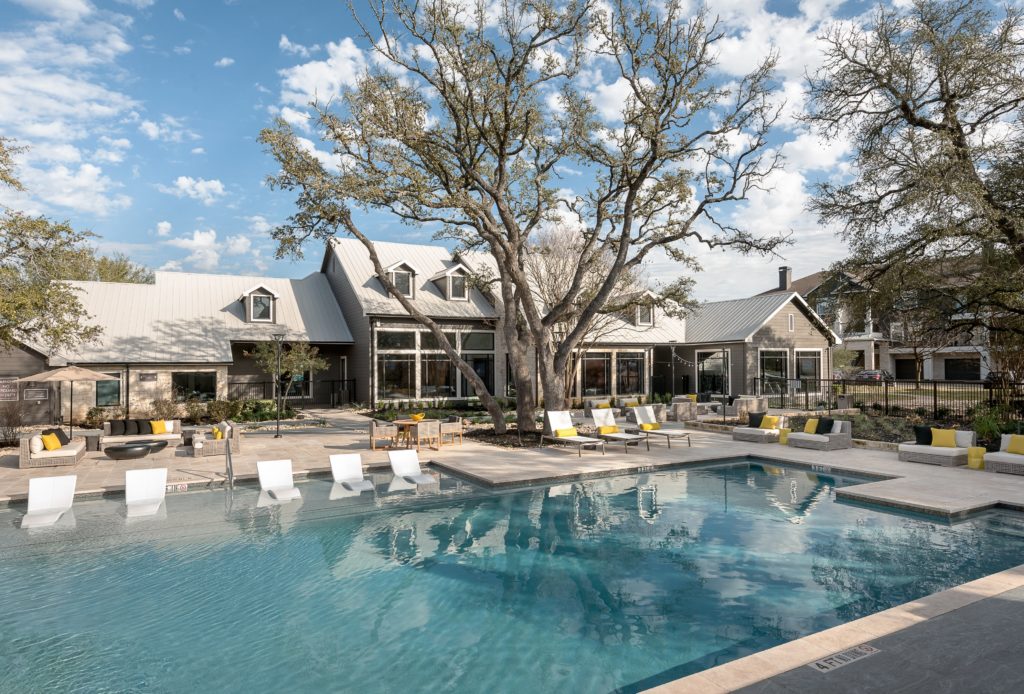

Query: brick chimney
[778,266,792,291]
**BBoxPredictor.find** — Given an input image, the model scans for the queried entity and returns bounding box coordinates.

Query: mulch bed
[465,427,544,449]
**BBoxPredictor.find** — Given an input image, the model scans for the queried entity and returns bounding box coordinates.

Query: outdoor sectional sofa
[788,420,853,451]
[897,430,976,466]
[984,435,1024,475]
[732,414,788,443]
[100,419,183,448]
[19,432,86,469]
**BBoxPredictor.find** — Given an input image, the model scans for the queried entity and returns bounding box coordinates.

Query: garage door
[894,359,916,379]
[944,358,981,381]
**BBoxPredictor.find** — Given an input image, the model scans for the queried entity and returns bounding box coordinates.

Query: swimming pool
[2,458,1023,692]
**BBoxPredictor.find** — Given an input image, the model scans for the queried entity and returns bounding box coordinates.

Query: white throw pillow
[831,421,843,434]
[218,421,230,437]
[954,430,973,448]
[163,420,174,434]
[29,435,44,453]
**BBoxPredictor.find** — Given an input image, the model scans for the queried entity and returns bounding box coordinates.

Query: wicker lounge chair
[590,408,648,452]
[541,411,605,457]
[732,414,788,443]
[897,430,975,466]
[629,406,691,448]
[788,420,853,451]
[984,435,1024,475]
[192,420,240,457]
[19,434,86,469]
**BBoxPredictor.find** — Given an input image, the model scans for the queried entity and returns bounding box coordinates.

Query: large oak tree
[261,0,786,431]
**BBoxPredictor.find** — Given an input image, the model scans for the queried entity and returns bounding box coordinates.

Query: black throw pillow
[136,419,153,435]
[748,411,766,428]
[913,425,932,445]
[43,428,71,446]
[109,420,125,436]
[816,417,835,435]
[124,419,139,436]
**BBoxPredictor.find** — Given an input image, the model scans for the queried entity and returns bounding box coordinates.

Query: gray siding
[746,299,831,391]
[0,345,55,425]
[324,252,373,403]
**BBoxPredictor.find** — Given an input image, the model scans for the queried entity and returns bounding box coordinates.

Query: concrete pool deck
[4,408,1024,692]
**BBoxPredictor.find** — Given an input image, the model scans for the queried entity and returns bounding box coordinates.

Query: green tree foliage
[0,139,153,352]
[260,0,786,427]
[247,341,330,400]
[806,0,1024,336]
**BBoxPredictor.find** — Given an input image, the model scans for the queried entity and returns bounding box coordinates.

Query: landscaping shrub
[237,399,294,422]
[207,399,243,422]
[0,400,24,447]
[183,398,207,424]
[150,399,180,420]
[84,405,126,428]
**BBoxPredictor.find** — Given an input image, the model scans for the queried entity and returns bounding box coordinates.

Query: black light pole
[272,333,285,438]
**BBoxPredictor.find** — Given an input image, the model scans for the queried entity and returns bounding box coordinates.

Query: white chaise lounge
[630,406,691,448]
[540,411,605,457]
[897,430,975,466]
[591,408,648,452]
[125,468,168,517]
[330,454,374,491]
[388,450,435,485]
[256,459,302,501]
[985,435,1024,475]
[22,474,77,529]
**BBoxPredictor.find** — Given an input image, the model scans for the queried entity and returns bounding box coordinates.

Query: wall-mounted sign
[22,388,49,401]
[138,372,158,383]
[0,378,17,402]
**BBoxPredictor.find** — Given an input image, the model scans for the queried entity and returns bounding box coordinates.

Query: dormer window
[637,305,654,326]
[392,270,413,298]
[252,295,273,322]
[450,273,467,300]
[239,285,279,324]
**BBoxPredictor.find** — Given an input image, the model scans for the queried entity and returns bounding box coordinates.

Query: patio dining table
[393,419,441,450]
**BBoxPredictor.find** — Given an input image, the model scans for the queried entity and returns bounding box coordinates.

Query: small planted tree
[248,341,329,407]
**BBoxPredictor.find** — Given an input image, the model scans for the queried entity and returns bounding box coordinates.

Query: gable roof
[687,292,838,344]
[759,271,826,298]
[53,271,353,364]
[325,237,499,320]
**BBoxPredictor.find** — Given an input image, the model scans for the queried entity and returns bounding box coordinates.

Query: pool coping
[644,561,1024,693]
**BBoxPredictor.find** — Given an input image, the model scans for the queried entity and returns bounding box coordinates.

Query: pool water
[2,459,1024,693]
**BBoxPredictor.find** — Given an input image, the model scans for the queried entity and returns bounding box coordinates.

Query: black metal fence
[752,377,1024,422]
[227,378,357,408]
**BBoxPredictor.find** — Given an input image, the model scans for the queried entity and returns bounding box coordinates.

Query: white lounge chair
[330,454,374,492]
[540,411,605,457]
[630,406,691,448]
[388,449,435,485]
[22,474,77,529]
[125,468,168,517]
[256,459,302,501]
[590,408,648,452]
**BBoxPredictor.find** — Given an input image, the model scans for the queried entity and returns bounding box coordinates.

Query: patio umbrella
[18,365,116,439]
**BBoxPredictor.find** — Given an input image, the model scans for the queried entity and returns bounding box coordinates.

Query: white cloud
[279,34,320,58]
[114,0,155,8]
[156,220,172,236]
[245,215,272,233]
[157,176,226,205]
[278,106,311,132]
[164,229,256,271]
[279,37,364,106]
[159,259,183,272]
[10,0,93,21]
[173,45,191,55]
[19,162,131,216]
[138,115,200,143]
[173,7,185,21]
[190,147,205,155]
[214,57,235,68]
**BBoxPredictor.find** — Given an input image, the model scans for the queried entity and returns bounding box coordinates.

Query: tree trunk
[539,339,568,413]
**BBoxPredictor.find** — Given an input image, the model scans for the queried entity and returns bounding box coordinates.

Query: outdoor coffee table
[136,439,170,454]
[104,443,153,461]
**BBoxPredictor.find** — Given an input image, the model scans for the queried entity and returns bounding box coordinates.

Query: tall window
[172,372,217,402]
[582,352,611,395]
[696,350,729,394]
[251,295,272,322]
[637,305,653,326]
[616,352,645,394]
[450,274,467,300]
[96,372,121,407]
[421,355,456,398]
[392,270,413,297]
[788,313,795,332]
[378,354,416,399]
[759,350,788,386]
[461,331,495,396]
[795,351,821,382]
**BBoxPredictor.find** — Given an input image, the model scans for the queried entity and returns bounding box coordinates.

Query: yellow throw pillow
[639,422,661,431]
[213,428,223,440]
[624,401,640,407]
[687,394,698,403]
[759,415,779,430]
[596,403,611,409]
[554,427,577,438]
[150,420,167,435]
[930,428,956,448]
[598,425,619,435]
[804,418,819,434]
[1007,434,1024,455]
[40,433,61,451]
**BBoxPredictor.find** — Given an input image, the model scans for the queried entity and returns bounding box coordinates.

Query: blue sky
[0,0,878,299]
